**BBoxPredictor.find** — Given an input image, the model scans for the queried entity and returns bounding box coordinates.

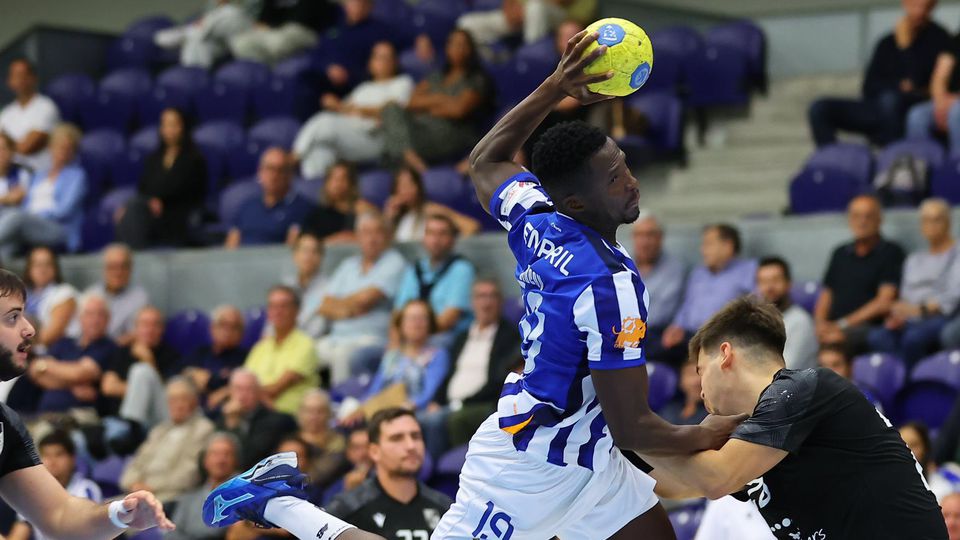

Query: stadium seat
[78,129,127,199]
[931,155,960,204]
[625,92,684,153]
[81,186,136,252]
[193,120,246,192]
[195,81,248,124]
[242,306,267,349]
[99,68,153,127]
[215,59,271,90]
[423,166,468,207]
[409,9,459,50]
[80,88,136,132]
[789,167,866,214]
[789,280,820,313]
[495,57,555,107]
[90,455,130,498]
[123,15,175,40]
[115,146,147,187]
[877,138,945,177]
[273,53,314,81]
[293,178,324,204]
[226,140,265,180]
[705,20,767,93]
[155,66,210,117]
[805,142,874,182]
[248,116,301,150]
[894,381,957,428]
[685,44,750,108]
[129,125,159,155]
[669,503,705,540]
[105,36,157,71]
[45,73,96,126]
[358,169,394,208]
[912,350,960,390]
[165,309,212,355]
[252,74,299,120]
[430,444,469,499]
[372,0,414,24]
[330,374,372,402]
[515,37,557,64]
[852,352,907,409]
[218,178,260,225]
[501,297,525,324]
[649,26,704,65]
[208,60,272,122]
[646,361,678,411]
[641,47,683,94]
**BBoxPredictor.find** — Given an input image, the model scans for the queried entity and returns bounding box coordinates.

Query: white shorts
[432,414,660,540]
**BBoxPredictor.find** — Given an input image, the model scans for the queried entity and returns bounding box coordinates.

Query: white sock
[263,496,356,540]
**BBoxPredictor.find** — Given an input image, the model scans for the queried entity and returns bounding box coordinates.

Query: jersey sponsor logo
[211,493,255,524]
[612,317,646,349]
[373,512,386,528]
[522,223,575,276]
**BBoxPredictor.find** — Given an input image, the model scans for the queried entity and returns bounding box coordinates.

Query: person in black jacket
[215,368,298,470]
[117,107,206,249]
[418,279,520,459]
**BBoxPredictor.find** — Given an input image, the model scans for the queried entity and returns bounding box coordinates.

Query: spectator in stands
[281,233,329,339]
[117,108,207,249]
[659,361,709,426]
[0,123,86,258]
[943,493,960,540]
[215,368,297,470]
[660,224,756,363]
[119,377,215,503]
[243,285,319,416]
[808,0,947,147]
[695,496,774,540]
[631,211,686,355]
[310,0,393,97]
[394,214,476,342]
[292,42,414,180]
[7,431,101,540]
[225,147,314,249]
[756,256,818,370]
[815,195,904,354]
[324,424,374,503]
[817,344,853,379]
[297,162,378,244]
[317,212,406,384]
[327,408,452,538]
[869,199,960,364]
[29,293,116,413]
[79,243,149,344]
[100,306,178,428]
[908,7,960,153]
[228,0,338,65]
[381,29,493,173]
[384,165,480,243]
[899,421,960,501]
[457,0,596,49]
[0,133,31,209]
[0,58,59,172]
[181,304,247,411]
[165,432,239,540]
[297,389,346,487]
[22,246,77,348]
[154,0,255,69]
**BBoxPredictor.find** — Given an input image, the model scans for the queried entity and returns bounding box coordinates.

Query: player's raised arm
[468,30,614,212]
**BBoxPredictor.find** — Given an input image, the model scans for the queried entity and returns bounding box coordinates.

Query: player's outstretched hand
[699,413,750,451]
[549,30,616,105]
[119,490,176,531]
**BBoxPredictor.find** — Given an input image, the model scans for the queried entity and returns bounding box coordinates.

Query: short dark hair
[38,430,76,456]
[276,435,313,461]
[368,407,418,444]
[23,246,63,289]
[900,421,931,467]
[688,296,786,363]
[425,213,458,237]
[704,223,741,255]
[531,121,607,198]
[758,256,792,282]
[268,284,301,308]
[294,231,325,255]
[817,343,850,365]
[0,269,26,303]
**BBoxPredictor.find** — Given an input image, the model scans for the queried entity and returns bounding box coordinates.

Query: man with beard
[755,257,817,370]
[0,269,174,538]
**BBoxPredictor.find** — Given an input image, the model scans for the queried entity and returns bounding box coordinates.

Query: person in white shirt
[292,41,414,179]
[756,256,818,370]
[0,59,60,172]
[694,496,775,540]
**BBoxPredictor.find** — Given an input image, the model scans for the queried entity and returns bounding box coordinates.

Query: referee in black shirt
[0,269,173,538]
[644,296,947,540]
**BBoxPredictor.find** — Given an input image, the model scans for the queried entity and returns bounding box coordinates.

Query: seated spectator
[297,162,378,244]
[297,389,346,487]
[228,0,338,65]
[293,42,414,180]
[323,424,373,504]
[29,293,116,413]
[944,493,960,540]
[181,305,247,410]
[317,212,406,384]
[384,165,480,243]
[818,344,853,379]
[78,243,149,344]
[658,360,708,426]
[282,232,329,338]
[117,108,207,249]
[23,246,77,348]
[165,432,240,540]
[6,431,101,540]
[225,147,314,249]
[119,377,215,503]
[394,214,476,341]
[0,133,30,209]
[215,369,297,470]
[420,279,520,458]
[756,256,818,370]
[310,0,394,97]
[154,0,255,68]
[809,0,947,147]
[908,6,960,153]
[869,199,960,363]
[327,409,452,538]
[660,224,756,364]
[457,0,596,48]
[0,123,86,258]
[900,421,960,501]
[815,195,904,355]
[381,29,493,173]
[695,495,774,540]
[0,58,59,172]
[100,306,179,428]
[631,211,686,352]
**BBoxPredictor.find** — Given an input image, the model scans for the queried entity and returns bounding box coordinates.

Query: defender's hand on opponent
[699,413,750,451]
[548,30,616,105]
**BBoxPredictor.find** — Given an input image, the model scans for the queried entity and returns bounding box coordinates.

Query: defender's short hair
[531,121,607,196]
[689,297,786,362]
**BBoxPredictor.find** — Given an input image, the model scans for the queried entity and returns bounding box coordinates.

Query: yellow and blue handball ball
[582,18,654,97]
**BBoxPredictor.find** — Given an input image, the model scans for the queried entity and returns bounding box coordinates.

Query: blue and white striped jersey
[489,171,650,472]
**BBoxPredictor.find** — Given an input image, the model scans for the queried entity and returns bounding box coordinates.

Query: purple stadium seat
[219,178,260,225]
[625,92,684,152]
[430,444,469,499]
[45,73,96,125]
[124,15,176,39]
[252,74,298,119]
[642,47,682,94]
[685,44,750,108]
[416,0,468,18]
[165,309,212,355]
[99,69,153,121]
[359,169,394,208]
[669,504,705,540]
[106,36,156,70]
[646,361,678,411]
[649,26,704,64]
[248,116,301,150]
[705,20,767,93]
[409,10,459,49]
[330,374,372,402]
[129,125,159,155]
[294,178,324,204]
[931,155,960,203]
[469,0,502,10]
[852,352,907,408]
[789,280,821,313]
[419,451,434,481]
[876,138,945,177]
[399,48,437,81]
[242,306,267,349]
[80,88,136,132]
[423,166,468,207]
[194,81,247,124]
[227,140,265,180]
[79,129,127,194]
[81,187,136,251]
[805,142,874,182]
[273,53,314,81]
[912,350,960,390]
[497,57,554,106]
[215,59,271,89]
[193,120,246,188]
[515,37,557,64]
[155,66,210,117]
[91,455,129,496]
[894,381,957,428]
[115,146,147,187]
[501,297,524,324]
[372,0,414,24]
[789,167,865,214]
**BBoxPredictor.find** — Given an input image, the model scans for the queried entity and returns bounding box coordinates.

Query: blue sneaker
[202,452,309,528]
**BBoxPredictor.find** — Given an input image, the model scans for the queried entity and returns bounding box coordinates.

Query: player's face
[585,138,640,226]
[696,346,735,416]
[0,292,34,381]
[755,265,789,305]
[40,444,74,486]
[371,416,425,477]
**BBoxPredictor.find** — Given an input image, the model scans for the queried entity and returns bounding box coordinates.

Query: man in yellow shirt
[244,286,319,415]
